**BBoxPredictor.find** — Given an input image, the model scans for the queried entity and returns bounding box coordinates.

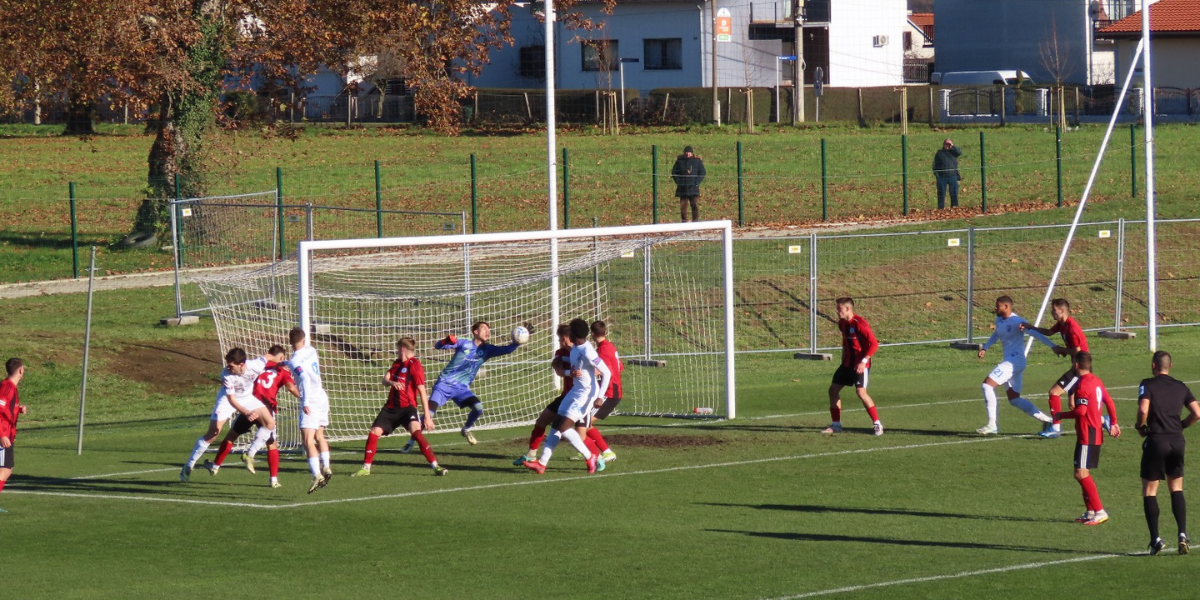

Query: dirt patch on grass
[605,433,724,449]
[104,339,222,396]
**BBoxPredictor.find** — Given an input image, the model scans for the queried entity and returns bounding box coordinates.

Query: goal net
[195,221,735,447]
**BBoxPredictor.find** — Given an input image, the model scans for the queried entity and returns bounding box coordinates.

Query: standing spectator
[933,138,963,209]
[672,145,706,222]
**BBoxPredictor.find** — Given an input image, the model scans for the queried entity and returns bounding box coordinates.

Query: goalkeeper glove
[442,334,457,346]
[523,322,535,335]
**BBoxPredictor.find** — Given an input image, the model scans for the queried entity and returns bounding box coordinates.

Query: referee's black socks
[1171,490,1187,536]
[1144,496,1161,542]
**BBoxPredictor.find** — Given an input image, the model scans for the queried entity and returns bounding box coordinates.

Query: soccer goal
[195,221,735,447]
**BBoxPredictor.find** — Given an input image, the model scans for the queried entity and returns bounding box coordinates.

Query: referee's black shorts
[1141,434,1186,481]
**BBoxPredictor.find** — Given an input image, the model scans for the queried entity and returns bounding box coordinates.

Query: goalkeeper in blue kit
[403,320,524,449]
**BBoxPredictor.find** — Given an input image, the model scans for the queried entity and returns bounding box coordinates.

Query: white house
[903,12,934,82]
[934,0,1124,85]
[468,0,905,93]
[1097,0,1200,89]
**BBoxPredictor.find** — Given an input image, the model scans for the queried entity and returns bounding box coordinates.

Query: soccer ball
[511,325,530,345]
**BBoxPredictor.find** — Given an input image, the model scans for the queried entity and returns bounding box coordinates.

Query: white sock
[1053,422,1062,432]
[247,426,274,458]
[561,428,592,459]
[982,384,998,427]
[538,430,562,465]
[308,457,321,477]
[270,476,279,484]
[187,438,211,468]
[1010,397,1053,422]
[319,451,330,469]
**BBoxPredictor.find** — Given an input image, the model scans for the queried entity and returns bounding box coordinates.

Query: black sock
[1144,496,1161,542]
[1171,490,1187,537]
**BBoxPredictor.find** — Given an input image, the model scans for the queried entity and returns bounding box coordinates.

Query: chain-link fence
[731,218,1200,354]
[170,197,466,318]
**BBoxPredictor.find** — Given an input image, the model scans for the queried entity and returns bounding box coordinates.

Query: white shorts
[299,404,330,430]
[558,394,595,424]
[987,361,1024,393]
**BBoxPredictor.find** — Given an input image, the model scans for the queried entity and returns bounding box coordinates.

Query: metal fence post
[174,174,184,269]
[966,226,975,343]
[820,139,828,222]
[1055,126,1063,207]
[1115,218,1125,330]
[901,134,909,216]
[375,160,383,238]
[305,203,314,241]
[979,131,988,213]
[736,141,744,226]
[651,145,659,224]
[69,181,78,278]
[276,167,285,261]
[470,154,478,234]
[643,243,653,360]
[809,232,819,353]
[562,147,570,229]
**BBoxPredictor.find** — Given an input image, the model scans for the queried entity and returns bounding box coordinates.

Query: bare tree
[1038,16,1074,130]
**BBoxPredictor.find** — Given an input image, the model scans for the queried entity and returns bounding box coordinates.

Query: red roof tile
[1098,0,1200,35]
[908,13,934,28]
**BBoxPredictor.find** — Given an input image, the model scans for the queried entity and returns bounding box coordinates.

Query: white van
[931,70,1036,86]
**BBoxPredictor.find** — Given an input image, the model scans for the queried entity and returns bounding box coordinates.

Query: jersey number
[258,372,278,389]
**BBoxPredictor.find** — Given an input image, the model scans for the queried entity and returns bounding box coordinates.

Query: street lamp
[619,57,640,117]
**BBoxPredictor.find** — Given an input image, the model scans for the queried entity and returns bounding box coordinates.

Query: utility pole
[793,0,804,123]
[712,0,720,125]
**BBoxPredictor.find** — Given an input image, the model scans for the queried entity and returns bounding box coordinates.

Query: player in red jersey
[514,325,576,465]
[1023,298,1090,438]
[0,358,28,514]
[824,298,883,435]
[203,346,298,488]
[584,320,622,463]
[1052,352,1120,525]
[352,337,446,476]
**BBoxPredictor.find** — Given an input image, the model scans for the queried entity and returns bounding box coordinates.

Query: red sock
[214,441,234,466]
[412,431,437,465]
[0,479,6,494]
[1081,475,1103,511]
[529,425,547,452]
[1049,394,1062,425]
[866,405,879,422]
[830,405,841,422]
[584,436,600,456]
[587,427,610,452]
[364,433,380,466]
[268,448,280,478]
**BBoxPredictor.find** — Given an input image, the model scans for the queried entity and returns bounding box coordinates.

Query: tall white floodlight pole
[545,0,561,348]
[1142,0,1158,351]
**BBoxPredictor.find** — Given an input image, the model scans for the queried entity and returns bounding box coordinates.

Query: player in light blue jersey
[403,320,524,449]
[975,295,1069,434]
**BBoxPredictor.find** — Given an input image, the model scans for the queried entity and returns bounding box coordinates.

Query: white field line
[9,435,1021,509]
[761,549,1172,600]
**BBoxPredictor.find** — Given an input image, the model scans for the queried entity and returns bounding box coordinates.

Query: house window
[644,38,683,70]
[582,39,619,72]
[519,46,546,79]
[903,31,913,51]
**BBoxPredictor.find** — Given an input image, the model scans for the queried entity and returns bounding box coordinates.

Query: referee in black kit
[1136,351,1200,555]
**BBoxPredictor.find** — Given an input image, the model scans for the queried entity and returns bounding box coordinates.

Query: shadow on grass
[0,232,129,250]
[706,529,1095,555]
[701,502,1057,524]
[6,472,276,500]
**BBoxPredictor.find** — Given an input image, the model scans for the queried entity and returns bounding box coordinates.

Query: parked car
[931,70,1036,86]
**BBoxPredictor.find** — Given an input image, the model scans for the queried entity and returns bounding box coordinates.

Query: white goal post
[194,220,734,447]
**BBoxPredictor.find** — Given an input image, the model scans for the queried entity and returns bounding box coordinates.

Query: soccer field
[5,307,1199,599]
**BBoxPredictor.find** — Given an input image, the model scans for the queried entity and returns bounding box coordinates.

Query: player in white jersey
[179,347,271,482]
[289,327,333,493]
[524,318,610,475]
[975,295,1069,434]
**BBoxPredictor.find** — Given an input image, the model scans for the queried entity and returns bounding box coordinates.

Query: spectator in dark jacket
[671,146,706,222]
[933,138,963,209]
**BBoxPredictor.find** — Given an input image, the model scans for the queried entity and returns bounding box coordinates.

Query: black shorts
[594,391,622,420]
[545,396,565,414]
[1074,443,1101,469]
[372,406,421,436]
[0,444,13,469]
[1056,369,1081,393]
[832,365,869,389]
[231,414,275,444]
[1141,434,1186,481]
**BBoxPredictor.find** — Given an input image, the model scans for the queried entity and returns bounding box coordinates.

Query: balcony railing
[749,0,830,25]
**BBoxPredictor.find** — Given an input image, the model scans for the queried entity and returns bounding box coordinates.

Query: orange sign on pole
[716,8,732,42]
